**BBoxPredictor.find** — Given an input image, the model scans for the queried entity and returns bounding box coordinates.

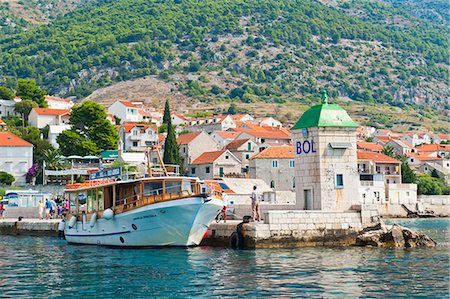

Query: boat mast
[147,145,168,177]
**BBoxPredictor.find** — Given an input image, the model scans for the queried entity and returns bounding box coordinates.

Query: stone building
[177,131,220,174]
[248,145,295,191]
[189,150,241,180]
[225,138,258,173]
[291,92,360,211]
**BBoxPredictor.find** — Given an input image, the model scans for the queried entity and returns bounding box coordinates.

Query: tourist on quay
[49,196,57,219]
[251,185,261,222]
[38,200,45,220]
[222,192,228,223]
[57,204,63,219]
[0,202,5,220]
[63,199,69,217]
[45,199,52,219]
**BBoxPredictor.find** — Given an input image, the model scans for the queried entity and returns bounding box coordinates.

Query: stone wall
[203,209,380,248]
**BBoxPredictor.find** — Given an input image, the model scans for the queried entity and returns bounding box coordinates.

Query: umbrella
[65,155,83,160]
[83,155,99,159]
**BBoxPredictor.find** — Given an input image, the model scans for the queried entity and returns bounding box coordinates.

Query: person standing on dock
[0,202,5,220]
[251,185,261,222]
[38,200,44,220]
[45,199,52,220]
[222,193,228,223]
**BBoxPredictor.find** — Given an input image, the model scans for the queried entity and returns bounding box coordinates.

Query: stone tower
[291,91,360,211]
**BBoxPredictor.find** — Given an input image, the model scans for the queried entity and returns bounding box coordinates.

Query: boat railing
[116,184,202,212]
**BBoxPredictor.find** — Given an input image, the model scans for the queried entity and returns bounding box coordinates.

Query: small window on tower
[336,174,343,188]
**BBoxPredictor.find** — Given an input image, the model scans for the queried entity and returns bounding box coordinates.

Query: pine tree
[401,161,417,184]
[163,100,171,124]
[163,118,181,166]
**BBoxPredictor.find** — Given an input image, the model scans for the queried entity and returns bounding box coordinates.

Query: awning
[329,142,352,149]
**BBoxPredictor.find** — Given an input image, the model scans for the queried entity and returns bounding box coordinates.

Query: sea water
[0,218,448,298]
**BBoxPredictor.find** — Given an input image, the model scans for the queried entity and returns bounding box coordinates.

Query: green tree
[14,100,38,122]
[0,171,15,184]
[69,101,119,151]
[41,148,66,170]
[227,103,237,114]
[401,161,417,183]
[57,130,99,156]
[163,119,181,167]
[417,174,443,195]
[0,86,15,101]
[16,79,47,108]
[19,127,54,163]
[163,100,171,124]
[382,145,395,157]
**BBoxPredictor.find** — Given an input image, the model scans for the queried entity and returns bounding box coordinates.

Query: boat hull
[64,196,222,247]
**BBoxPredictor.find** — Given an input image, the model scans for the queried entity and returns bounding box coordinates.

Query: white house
[185,115,237,134]
[0,132,33,185]
[254,117,282,128]
[28,108,70,129]
[118,123,159,152]
[45,96,74,110]
[0,100,18,118]
[189,150,241,180]
[171,113,190,126]
[211,131,240,148]
[48,124,71,149]
[108,100,140,123]
[386,139,413,156]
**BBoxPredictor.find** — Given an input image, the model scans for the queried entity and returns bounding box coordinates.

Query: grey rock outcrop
[356,224,436,248]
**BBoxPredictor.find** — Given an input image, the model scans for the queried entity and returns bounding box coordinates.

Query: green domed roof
[292,91,359,130]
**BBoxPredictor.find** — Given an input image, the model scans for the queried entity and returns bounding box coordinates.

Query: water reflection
[0,218,448,298]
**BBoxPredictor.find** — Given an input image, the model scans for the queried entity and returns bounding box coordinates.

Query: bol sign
[296,140,317,155]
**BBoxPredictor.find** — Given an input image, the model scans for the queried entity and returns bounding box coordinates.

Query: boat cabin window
[182,180,194,193]
[87,189,97,213]
[165,181,182,194]
[78,192,87,212]
[144,181,163,196]
[98,189,104,211]
[69,192,77,213]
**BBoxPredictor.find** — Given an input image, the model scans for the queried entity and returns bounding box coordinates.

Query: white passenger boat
[64,148,223,247]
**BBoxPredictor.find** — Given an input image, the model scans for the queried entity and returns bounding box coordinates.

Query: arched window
[292,177,296,188]
[270,180,275,188]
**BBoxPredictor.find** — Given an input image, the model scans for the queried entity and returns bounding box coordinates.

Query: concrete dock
[0,219,61,236]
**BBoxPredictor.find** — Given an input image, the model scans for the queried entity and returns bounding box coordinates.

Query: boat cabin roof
[64,176,200,193]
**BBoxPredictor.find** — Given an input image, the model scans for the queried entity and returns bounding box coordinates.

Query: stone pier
[202,209,380,248]
[0,219,61,236]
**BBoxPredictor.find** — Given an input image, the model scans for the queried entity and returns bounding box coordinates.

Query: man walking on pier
[251,185,261,222]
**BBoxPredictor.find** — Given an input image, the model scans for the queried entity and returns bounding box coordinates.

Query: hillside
[0,0,448,131]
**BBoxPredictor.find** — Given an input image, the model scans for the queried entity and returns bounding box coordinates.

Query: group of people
[38,197,69,220]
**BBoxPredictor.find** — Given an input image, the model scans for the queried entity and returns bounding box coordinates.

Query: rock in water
[380,224,405,248]
[356,224,436,248]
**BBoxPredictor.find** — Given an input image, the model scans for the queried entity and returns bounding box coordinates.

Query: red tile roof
[138,110,151,117]
[357,142,383,152]
[250,146,294,160]
[437,134,450,140]
[0,132,32,147]
[238,128,291,139]
[416,144,450,152]
[32,108,70,116]
[118,123,155,133]
[176,131,202,145]
[118,100,137,108]
[192,151,226,164]
[357,151,400,163]
[225,139,251,150]
[215,131,239,139]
